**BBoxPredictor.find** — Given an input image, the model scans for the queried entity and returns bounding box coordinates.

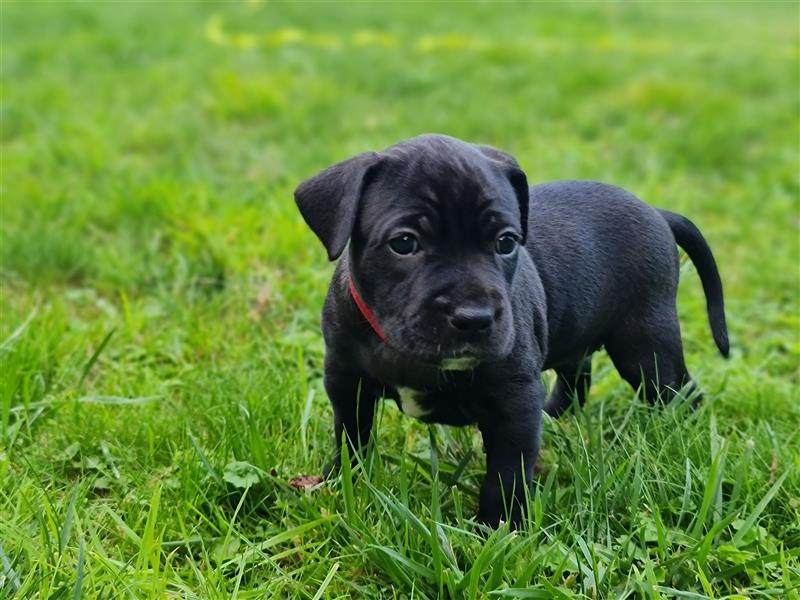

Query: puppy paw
[477,507,525,530]
[322,457,341,479]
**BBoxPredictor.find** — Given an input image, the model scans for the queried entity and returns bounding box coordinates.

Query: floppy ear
[294,152,382,260]
[474,145,530,243]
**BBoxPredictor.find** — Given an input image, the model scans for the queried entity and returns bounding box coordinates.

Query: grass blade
[77,395,160,405]
[138,484,162,574]
[690,440,728,539]
[0,306,38,354]
[187,429,221,484]
[78,328,115,389]
[340,437,357,526]
[254,516,334,552]
[300,388,315,459]
[368,545,436,582]
[0,542,21,593]
[71,538,85,600]
[731,471,789,546]
[60,485,80,552]
[310,562,339,600]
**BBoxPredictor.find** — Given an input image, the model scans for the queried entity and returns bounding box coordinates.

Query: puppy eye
[388,233,419,256]
[495,233,518,255]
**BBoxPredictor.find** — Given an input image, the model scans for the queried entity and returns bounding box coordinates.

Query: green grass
[2,1,799,598]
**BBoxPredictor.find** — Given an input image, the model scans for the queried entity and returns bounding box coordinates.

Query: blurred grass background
[2,1,799,598]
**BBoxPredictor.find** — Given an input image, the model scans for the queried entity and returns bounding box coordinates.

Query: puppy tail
[659,209,730,357]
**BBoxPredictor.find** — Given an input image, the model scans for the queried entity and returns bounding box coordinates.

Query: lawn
[2,1,799,598]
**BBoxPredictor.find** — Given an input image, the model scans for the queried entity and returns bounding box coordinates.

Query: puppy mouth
[439,356,481,371]
[389,327,512,368]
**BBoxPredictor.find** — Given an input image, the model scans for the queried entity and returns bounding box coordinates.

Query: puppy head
[295,134,529,365]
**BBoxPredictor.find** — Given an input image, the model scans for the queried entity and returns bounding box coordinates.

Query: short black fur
[294,134,729,527]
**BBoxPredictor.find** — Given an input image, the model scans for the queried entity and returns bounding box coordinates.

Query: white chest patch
[397,387,431,419]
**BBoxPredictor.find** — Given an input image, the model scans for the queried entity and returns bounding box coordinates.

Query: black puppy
[294,134,728,527]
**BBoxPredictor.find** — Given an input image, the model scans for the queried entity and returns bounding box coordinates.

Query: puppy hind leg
[605,311,694,405]
[543,356,592,417]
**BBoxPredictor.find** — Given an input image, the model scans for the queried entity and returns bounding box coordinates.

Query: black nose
[450,306,494,332]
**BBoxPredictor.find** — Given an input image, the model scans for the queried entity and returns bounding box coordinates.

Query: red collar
[348,277,388,343]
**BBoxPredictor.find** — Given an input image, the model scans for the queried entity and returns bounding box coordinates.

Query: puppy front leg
[477,380,544,528]
[323,361,379,477]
